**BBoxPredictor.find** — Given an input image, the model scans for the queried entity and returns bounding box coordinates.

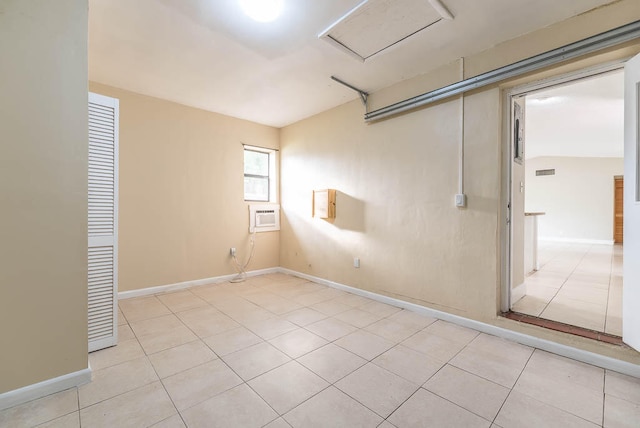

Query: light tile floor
[513,243,622,335]
[2,273,639,427]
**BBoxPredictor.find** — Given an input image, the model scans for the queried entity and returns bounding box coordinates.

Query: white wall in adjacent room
[525,156,623,242]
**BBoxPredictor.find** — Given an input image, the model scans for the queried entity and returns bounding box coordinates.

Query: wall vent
[536,169,556,176]
[249,204,280,233]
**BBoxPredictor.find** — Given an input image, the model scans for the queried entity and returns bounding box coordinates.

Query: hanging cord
[230,229,257,283]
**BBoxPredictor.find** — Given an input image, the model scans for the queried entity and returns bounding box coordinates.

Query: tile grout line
[538,245,589,317]
[521,243,616,333]
[77,387,82,428]
[489,346,536,425]
[382,386,423,425]
[334,325,482,423]
[447,354,522,390]
[500,349,608,426]
[82,349,162,410]
[182,281,321,421]
[8,272,633,426]
[27,393,81,428]
[211,280,436,423]
[117,297,220,425]
[152,291,283,421]
[245,296,397,421]
[416,333,504,423]
[143,324,189,428]
[202,286,336,425]
[602,369,607,427]
[382,330,492,425]
[118,275,613,425]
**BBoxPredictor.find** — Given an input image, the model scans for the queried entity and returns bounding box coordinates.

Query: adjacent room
[2,0,640,427]
[511,71,625,336]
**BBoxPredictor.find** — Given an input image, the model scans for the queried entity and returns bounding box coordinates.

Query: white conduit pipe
[459,57,465,197]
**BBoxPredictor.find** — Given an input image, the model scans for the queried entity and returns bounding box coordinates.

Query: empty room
[2,0,640,427]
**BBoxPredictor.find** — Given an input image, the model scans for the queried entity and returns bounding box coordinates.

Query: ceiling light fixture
[239,0,284,23]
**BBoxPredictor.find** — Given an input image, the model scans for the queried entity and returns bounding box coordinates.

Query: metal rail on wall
[364,20,640,122]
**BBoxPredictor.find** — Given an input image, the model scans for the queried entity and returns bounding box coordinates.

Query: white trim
[113,265,640,376]
[502,62,626,314]
[511,282,527,305]
[88,92,119,352]
[278,267,640,378]
[539,237,614,245]
[508,60,626,99]
[317,0,368,63]
[500,87,512,313]
[0,368,91,412]
[10,262,640,413]
[118,268,279,299]
[243,145,278,204]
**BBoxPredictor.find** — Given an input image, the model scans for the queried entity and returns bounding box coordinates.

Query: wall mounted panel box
[313,189,336,219]
[249,203,280,232]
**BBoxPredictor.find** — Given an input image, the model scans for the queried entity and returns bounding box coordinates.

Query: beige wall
[526,157,624,242]
[0,0,89,393]
[281,0,640,363]
[2,0,638,400]
[281,78,501,321]
[89,83,280,292]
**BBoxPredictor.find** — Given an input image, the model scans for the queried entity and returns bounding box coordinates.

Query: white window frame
[243,145,277,203]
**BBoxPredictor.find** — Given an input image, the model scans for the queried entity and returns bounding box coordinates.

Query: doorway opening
[504,66,625,339]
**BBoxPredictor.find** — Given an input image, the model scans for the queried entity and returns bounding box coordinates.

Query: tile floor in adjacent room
[512,242,622,335]
[2,272,640,427]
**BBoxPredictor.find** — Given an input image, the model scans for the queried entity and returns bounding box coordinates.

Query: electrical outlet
[230,247,236,257]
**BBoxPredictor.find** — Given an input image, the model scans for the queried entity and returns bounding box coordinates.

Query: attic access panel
[319,0,453,62]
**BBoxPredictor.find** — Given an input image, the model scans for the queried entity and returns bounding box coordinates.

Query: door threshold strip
[503,311,624,345]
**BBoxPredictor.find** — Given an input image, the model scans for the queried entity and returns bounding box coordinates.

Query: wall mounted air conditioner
[249,203,280,233]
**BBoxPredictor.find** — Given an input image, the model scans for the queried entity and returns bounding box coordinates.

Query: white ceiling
[320,0,446,61]
[89,0,617,128]
[525,70,624,159]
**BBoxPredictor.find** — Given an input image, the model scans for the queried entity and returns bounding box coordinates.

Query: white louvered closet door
[88,92,119,352]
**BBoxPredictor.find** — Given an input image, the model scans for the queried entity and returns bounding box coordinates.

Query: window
[244,146,276,202]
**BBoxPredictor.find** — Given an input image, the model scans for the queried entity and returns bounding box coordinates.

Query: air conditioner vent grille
[249,204,280,233]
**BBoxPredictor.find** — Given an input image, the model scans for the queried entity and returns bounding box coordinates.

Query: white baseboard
[278,268,640,378]
[14,266,638,414]
[113,265,640,377]
[118,267,280,299]
[539,237,614,245]
[0,368,91,412]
